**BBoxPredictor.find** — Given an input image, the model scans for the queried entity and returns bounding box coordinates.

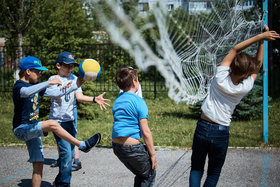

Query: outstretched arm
[20,76,63,98]
[44,76,79,98]
[76,91,110,110]
[221,25,280,67]
[140,118,157,170]
[251,26,270,80]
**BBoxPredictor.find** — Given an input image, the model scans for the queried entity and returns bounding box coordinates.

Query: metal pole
[262,0,268,144]
[154,66,157,100]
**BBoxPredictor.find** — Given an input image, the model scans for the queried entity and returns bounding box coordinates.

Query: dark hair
[19,70,25,78]
[116,67,138,91]
[230,52,257,77]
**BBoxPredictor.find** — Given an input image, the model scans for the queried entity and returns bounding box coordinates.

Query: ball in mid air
[79,59,101,81]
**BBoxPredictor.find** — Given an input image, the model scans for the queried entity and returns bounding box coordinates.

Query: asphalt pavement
[0,146,279,187]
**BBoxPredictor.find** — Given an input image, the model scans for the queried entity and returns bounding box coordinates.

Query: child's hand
[95,92,111,110]
[151,154,157,170]
[263,25,269,32]
[48,76,62,86]
[61,81,73,89]
[261,26,280,41]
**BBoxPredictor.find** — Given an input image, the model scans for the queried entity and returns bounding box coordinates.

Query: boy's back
[112,92,148,139]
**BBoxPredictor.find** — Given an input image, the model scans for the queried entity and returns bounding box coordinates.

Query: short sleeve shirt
[48,74,82,122]
[112,92,149,139]
[201,66,254,126]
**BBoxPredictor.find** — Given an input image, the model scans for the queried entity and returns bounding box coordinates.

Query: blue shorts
[13,122,47,163]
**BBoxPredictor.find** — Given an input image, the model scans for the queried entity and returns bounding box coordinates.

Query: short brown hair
[230,52,257,77]
[116,67,138,91]
[19,70,26,78]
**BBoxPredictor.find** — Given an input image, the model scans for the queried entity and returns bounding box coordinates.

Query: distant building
[148,0,186,11]
[135,0,255,14]
[234,0,256,10]
[138,0,150,12]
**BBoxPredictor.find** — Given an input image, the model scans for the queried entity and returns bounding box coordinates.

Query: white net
[93,0,262,104]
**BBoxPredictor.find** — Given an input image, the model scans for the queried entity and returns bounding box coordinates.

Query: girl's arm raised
[221,25,280,67]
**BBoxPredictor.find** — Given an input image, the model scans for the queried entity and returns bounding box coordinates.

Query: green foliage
[24,0,94,50]
[2,96,280,148]
[0,0,41,44]
[233,75,266,120]
[122,0,139,19]
[19,0,98,118]
[77,81,100,120]
[188,100,203,118]
[0,67,14,92]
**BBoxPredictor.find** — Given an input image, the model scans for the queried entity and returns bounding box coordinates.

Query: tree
[23,0,97,118]
[0,0,41,80]
[25,0,94,56]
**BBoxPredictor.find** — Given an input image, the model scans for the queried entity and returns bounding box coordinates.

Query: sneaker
[72,161,82,171]
[80,133,101,153]
[50,158,59,167]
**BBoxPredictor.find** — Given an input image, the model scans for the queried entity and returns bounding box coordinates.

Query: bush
[233,75,269,120]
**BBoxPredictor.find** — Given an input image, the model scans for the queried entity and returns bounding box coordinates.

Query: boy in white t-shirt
[49,52,110,187]
[189,26,280,187]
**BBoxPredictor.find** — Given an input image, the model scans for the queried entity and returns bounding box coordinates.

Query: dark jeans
[190,119,230,187]
[112,142,156,187]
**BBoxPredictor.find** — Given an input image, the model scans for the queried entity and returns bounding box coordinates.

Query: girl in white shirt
[189,25,280,187]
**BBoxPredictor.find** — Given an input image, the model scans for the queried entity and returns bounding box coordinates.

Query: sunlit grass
[1,96,280,149]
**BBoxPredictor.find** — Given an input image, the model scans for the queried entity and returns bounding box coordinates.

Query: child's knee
[43,120,60,131]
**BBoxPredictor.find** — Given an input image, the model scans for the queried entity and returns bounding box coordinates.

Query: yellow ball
[79,59,101,81]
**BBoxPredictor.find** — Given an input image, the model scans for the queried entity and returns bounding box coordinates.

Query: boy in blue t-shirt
[112,67,157,186]
[12,56,100,187]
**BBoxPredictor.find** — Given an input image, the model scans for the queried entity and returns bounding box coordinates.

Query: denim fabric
[190,119,230,187]
[25,137,44,162]
[53,121,76,187]
[13,122,45,162]
[113,142,156,187]
[13,122,45,141]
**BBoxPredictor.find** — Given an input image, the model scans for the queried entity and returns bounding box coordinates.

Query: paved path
[0,147,279,187]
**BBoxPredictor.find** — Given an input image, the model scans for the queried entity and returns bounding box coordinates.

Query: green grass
[1,95,280,149]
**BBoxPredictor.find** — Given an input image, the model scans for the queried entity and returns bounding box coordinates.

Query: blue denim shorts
[13,122,47,162]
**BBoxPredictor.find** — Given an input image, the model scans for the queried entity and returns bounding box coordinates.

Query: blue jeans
[113,142,156,187]
[189,119,230,187]
[53,121,76,187]
[13,122,46,162]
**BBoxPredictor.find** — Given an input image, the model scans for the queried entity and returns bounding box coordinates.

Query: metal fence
[1,43,280,99]
[0,44,168,98]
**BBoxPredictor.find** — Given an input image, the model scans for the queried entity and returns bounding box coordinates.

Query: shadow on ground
[44,158,57,166]
[18,179,52,187]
